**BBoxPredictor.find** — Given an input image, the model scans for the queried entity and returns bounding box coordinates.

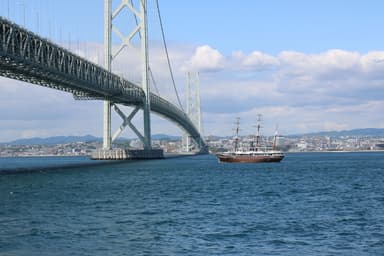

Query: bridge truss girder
[0,17,207,152]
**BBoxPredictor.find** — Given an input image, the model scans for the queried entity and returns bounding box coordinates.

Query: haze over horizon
[1,0,384,142]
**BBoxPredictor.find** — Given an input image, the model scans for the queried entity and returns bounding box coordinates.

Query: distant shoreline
[2,149,384,158]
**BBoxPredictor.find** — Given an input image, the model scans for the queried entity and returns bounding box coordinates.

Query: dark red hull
[216,154,284,163]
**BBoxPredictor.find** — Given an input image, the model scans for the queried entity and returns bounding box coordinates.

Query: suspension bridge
[0,0,207,160]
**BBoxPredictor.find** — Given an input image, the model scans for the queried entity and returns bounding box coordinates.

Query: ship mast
[255,114,262,150]
[272,125,280,150]
[234,117,240,152]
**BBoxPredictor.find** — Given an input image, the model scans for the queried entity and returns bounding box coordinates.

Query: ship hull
[216,154,284,163]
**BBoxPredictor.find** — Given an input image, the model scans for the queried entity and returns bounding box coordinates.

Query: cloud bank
[194,48,384,135]
[1,43,384,141]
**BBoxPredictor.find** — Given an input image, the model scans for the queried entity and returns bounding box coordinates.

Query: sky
[1,0,384,142]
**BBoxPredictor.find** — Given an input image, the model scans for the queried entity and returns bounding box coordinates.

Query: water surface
[1,152,384,255]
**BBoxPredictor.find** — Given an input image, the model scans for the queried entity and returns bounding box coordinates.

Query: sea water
[1,152,384,255]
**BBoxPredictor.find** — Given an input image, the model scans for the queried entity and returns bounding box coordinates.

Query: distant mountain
[5,129,382,145]
[2,134,181,145]
[151,134,181,140]
[5,135,100,145]
[289,128,384,137]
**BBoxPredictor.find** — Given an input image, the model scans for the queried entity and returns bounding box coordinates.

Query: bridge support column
[103,101,112,149]
[103,0,112,150]
[183,72,203,152]
[92,0,162,160]
[141,0,151,150]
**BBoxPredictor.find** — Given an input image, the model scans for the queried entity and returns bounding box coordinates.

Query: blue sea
[1,152,384,255]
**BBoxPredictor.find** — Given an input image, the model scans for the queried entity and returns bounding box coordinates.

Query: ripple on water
[1,152,384,255]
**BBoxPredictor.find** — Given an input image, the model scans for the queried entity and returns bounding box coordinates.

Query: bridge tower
[183,72,203,152]
[95,0,162,159]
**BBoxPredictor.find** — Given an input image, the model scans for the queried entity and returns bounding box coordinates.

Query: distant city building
[0,134,384,157]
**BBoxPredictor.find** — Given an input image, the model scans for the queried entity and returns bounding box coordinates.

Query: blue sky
[160,0,384,54]
[3,0,384,52]
[1,0,384,141]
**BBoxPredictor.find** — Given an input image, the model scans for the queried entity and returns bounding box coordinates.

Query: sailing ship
[216,116,284,163]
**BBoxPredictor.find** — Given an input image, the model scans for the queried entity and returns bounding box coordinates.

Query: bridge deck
[0,17,206,151]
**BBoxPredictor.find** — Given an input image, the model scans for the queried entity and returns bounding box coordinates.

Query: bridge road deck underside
[0,17,206,150]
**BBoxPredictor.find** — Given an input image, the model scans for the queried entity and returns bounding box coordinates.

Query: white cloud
[187,45,225,72]
[361,51,384,78]
[242,51,279,70]
[323,122,349,131]
[278,49,361,80]
[197,48,384,135]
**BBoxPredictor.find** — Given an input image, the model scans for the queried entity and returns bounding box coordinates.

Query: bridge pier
[91,148,163,160]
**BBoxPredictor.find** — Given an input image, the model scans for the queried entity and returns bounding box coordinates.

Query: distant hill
[3,129,382,145]
[5,135,100,145]
[151,134,181,140]
[205,128,384,139]
[2,134,181,145]
[289,128,384,137]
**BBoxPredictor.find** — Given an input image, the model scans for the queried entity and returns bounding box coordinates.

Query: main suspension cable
[155,0,184,111]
